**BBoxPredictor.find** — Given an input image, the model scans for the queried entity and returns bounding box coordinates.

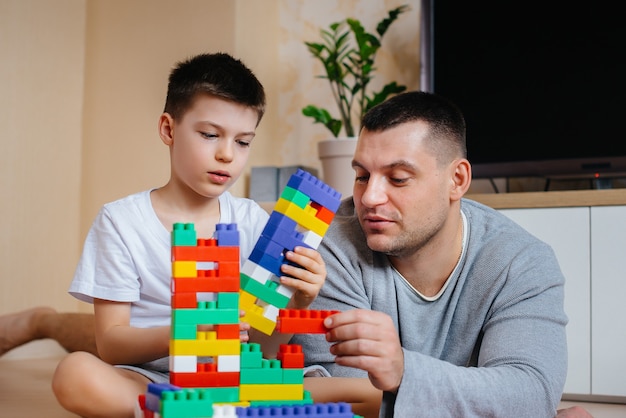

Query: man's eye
[355,175,369,183]
[390,177,409,185]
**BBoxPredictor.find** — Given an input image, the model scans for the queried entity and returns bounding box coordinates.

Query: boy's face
[165,94,258,199]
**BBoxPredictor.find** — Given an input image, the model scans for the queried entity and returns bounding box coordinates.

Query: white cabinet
[500,207,591,396]
[499,205,626,400]
[590,206,626,397]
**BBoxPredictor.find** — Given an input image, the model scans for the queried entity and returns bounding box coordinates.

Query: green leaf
[302,106,342,137]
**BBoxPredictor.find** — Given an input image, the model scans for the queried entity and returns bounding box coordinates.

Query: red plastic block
[170,367,240,388]
[171,292,197,309]
[276,309,340,334]
[172,241,239,263]
[277,344,305,369]
[215,324,240,339]
[311,201,336,225]
[172,272,239,293]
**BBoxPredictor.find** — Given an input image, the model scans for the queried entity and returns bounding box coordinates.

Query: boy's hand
[279,246,326,310]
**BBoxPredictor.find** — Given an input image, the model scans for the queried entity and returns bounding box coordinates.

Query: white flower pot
[317,137,357,199]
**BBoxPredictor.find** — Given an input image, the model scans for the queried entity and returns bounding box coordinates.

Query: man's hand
[555,406,594,417]
[324,309,404,393]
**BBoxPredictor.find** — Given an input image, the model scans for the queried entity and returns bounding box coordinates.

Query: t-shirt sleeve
[68,206,141,304]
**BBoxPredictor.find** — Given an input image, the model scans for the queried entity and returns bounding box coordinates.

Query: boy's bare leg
[0,307,98,357]
[53,351,149,418]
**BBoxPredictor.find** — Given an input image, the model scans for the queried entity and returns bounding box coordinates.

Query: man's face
[351,121,453,258]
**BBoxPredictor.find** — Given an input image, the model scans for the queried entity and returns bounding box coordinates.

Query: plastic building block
[170,336,240,357]
[239,343,263,369]
[237,402,354,417]
[277,344,304,369]
[172,223,197,246]
[285,169,342,212]
[215,223,240,246]
[273,198,331,237]
[239,274,290,309]
[240,359,284,384]
[239,383,303,402]
[276,309,340,334]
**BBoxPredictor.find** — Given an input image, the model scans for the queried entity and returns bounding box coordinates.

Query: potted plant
[302,5,409,196]
[302,4,409,138]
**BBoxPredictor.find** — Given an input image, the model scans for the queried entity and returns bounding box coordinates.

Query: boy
[51,52,326,418]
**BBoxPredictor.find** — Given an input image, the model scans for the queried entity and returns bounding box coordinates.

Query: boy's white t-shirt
[68,189,269,328]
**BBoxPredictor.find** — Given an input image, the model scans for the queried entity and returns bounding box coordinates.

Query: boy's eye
[236,139,251,147]
[200,131,218,139]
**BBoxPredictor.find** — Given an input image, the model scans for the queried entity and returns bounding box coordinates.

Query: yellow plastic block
[170,338,240,356]
[241,309,276,336]
[273,198,329,236]
[239,384,304,401]
[172,261,196,278]
[239,290,258,308]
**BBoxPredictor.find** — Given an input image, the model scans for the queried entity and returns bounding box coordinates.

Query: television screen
[422,0,626,182]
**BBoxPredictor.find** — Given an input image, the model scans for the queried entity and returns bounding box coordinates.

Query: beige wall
[0,0,85,313]
[0,0,420,315]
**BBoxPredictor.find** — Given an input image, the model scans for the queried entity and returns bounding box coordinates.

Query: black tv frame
[420,0,626,184]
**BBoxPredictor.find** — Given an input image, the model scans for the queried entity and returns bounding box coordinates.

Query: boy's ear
[158,113,175,146]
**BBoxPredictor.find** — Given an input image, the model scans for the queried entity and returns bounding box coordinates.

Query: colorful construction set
[136,169,361,418]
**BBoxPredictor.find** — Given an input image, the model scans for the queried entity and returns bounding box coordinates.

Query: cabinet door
[500,207,591,395]
[590,206,626,397]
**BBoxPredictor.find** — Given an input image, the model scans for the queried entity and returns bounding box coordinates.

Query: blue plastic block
[236,402,354,417]
[248,237,285,277]
[285,169,342,212]
[260,213,312,253]
[215,223,239,246]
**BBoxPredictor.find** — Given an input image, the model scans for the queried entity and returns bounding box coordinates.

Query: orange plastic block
[277,344,304,369]
[276,309,340,334]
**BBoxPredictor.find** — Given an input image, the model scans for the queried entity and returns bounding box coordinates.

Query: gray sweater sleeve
[292,198,568,418]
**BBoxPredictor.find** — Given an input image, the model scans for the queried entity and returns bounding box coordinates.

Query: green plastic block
[172,223,197,246]
[240,274,290,308]
[240,343,263,368]
[279,186,310,209]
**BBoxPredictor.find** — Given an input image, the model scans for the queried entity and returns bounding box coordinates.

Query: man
[295,90,569,417]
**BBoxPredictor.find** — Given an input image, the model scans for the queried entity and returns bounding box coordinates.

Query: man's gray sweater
[292,198,568,417]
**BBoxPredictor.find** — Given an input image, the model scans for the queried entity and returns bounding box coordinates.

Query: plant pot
[317,137,357,199]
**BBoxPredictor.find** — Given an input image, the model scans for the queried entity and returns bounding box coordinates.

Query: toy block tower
[169,223,242,389]
[240,169,342,335]
[137,170,363,418]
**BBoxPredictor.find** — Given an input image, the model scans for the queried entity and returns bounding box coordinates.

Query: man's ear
[158,113,175,146]
[450,158,472,201]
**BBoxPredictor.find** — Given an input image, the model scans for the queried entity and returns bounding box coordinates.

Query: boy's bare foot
[0,306,57,356]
